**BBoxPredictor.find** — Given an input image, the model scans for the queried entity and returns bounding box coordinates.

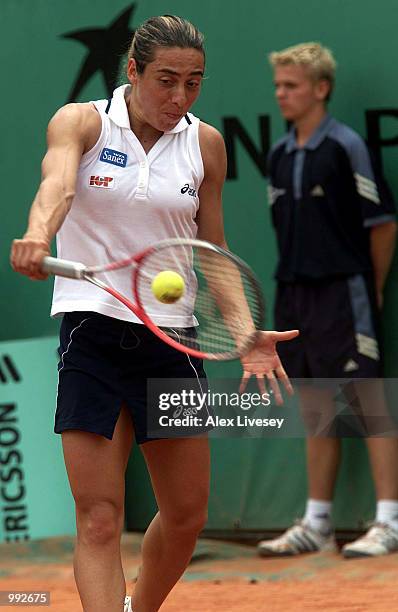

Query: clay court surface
[1,534,398,611]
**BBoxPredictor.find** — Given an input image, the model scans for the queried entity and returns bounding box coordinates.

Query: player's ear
[127,58,139,85]
[315,79,330,102]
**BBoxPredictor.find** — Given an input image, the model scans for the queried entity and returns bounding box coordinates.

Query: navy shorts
[274,274,383,378]
[55,311,210,443]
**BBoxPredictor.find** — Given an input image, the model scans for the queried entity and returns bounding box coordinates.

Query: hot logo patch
[89,175,114,188]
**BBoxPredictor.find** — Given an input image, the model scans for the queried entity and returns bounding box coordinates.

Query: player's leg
[133,437,210,611]
[55,312,137,608]
[62,406,134,612]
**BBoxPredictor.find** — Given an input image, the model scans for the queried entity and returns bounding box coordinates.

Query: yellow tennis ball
[151,270,185,304]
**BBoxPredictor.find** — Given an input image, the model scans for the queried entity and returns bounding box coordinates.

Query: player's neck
[125,91,163,152]
[294,106,328,148]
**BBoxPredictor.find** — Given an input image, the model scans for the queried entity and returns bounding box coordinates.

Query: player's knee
[164,494,208,535]
[76,500,123,546]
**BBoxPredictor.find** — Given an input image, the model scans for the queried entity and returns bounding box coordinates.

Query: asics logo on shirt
[89,176,114,188]
[181,183,197,197]
[100,147,128,167]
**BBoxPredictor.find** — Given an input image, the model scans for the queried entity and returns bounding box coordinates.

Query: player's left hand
[239,329,299,404]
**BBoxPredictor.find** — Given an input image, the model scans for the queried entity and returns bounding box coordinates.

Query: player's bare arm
[196,124,298,399]
[10,103,101,280]
[196,122,228,248]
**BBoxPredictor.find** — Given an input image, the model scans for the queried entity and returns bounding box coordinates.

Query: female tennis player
[11,15,298,612]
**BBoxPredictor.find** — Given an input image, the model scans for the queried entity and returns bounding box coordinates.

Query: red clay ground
[1,534,398,610]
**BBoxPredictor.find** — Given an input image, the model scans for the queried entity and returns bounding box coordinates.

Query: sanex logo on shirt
[100,148,128,167]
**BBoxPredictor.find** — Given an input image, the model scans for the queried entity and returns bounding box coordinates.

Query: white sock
[376,499,398,532]
[303,498,333,534]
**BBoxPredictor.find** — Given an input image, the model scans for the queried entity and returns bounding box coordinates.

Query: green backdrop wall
[0,337,75,543]
[3,0,398,373]
[1,0,398,536]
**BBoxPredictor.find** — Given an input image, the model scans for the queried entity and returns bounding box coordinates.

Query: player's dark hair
[128,15,205,73]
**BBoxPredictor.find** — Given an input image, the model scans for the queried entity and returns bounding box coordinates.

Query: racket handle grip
[42,256,86,279]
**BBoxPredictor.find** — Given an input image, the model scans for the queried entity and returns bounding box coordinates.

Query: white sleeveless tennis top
[51,84,204,326]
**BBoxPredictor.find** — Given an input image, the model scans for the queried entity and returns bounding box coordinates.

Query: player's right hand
[10,237,51,280]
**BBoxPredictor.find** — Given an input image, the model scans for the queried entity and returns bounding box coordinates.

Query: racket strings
[136,244,264,359]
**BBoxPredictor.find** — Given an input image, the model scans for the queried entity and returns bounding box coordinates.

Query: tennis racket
[42,238,265,361]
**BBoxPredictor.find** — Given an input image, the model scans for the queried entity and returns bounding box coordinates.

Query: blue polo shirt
[268,114,396,282]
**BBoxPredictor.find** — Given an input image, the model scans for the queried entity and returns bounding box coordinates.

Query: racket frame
[42,238,265,361]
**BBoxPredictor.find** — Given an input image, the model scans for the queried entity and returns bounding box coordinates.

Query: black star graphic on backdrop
[62,4,137,102]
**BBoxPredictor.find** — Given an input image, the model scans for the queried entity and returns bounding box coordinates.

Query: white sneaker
[124,596,133,612]
[257,520,337,557]
[342,522,398,558]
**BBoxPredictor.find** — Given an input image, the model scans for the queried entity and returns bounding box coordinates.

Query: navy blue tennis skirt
[55,311,211,443]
